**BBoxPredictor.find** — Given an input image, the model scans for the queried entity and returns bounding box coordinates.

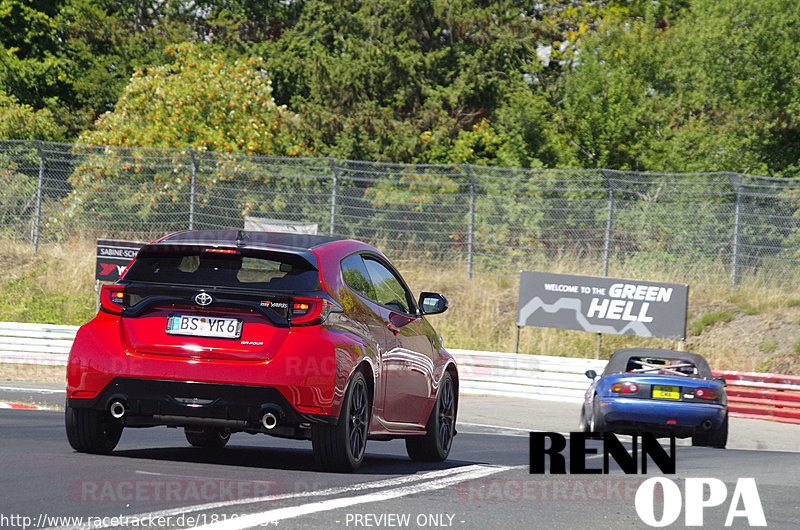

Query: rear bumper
[68,377,336,433]
[601,397,726,435]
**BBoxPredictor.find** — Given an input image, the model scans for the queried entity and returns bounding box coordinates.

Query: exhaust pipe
[258,404,284,430]
[109,400,126,419]
[261,412,278,430]
[701,420,712,431]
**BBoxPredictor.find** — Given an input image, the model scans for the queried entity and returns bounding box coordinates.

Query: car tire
[589,395,606,433]
[578,407,590,432]
[406,371,456,462]
[692,413,728,449]
[312,372,370,472]
[185,427,231,449]
[65,405,123,455]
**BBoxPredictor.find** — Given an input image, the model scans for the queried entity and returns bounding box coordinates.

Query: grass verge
[2,239,800,375]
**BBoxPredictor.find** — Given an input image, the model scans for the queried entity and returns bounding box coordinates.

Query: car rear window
[624,356,700,377]
[123,250,320,291]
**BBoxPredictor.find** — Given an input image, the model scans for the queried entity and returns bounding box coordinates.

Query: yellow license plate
[652,385,680,400]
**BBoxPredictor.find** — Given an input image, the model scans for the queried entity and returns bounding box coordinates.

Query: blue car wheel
[590,395,606,433]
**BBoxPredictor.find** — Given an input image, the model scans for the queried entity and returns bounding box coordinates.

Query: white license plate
[167,314,242,339]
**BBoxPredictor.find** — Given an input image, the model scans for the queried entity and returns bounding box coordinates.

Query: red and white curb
[0,401,47,410]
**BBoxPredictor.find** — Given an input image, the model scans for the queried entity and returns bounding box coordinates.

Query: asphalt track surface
[0,383,798,529]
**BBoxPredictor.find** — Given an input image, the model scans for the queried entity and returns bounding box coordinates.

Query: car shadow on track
[109,445,479,475]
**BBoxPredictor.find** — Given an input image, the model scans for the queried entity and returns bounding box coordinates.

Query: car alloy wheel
[406,371,456,461]
[312,371,371,472]
[590,395,606,434]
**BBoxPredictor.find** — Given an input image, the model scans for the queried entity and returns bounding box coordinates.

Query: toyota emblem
[194,292,213,306]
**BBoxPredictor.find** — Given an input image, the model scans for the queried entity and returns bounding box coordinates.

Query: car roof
[603,348,713,377]
[153,230,345,251]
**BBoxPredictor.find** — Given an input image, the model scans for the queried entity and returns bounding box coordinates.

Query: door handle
[387,322,399,335]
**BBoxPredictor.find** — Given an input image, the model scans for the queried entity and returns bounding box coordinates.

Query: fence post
[33,141,45,254]
[465,165,476,280]
[188,148,197,230]
[602,173,614,277]
[729,173,742,290]
[328,157,339,236]
[596,172,615,360]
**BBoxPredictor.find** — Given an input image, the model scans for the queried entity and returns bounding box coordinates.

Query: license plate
[166,314,242,339]
[652,385,680,400]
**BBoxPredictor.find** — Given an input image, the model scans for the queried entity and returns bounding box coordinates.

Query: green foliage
[0,265,95,325]
[556,0,800,175]
[0,0,61,108]
[0,91,66,141]
[258,0,565,164]
[756,353,800,374]
[0,164,36,233]
[760,341,777,353]
[1,0,799,182]
[63,44,318,232]
[691,310,736,335]
[78,43,308,155]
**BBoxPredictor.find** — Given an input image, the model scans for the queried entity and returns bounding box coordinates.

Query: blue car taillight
[694,387,721,400]
[611,381,639,394]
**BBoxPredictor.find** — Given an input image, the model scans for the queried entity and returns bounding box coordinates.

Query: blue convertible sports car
[580,348,728,448]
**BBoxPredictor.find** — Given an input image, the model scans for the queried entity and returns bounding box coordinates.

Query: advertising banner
[95,239,145,282]
[517,271,688,340]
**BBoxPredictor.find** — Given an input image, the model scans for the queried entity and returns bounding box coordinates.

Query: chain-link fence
[2,139,799,287]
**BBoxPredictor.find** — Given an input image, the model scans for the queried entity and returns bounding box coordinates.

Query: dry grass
[2,239,800,376]
[401,260,800,374]
[0,239,97,324]
[0,363,66,383]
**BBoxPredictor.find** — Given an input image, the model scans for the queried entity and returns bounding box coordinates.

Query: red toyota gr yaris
[66,230,457,471]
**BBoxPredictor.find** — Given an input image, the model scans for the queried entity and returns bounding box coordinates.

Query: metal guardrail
[449,348,607,403]
[2,322,800,425]
[0,322,76,366]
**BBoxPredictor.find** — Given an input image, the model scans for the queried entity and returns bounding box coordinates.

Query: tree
[78,42,308,155]
[63,43,315,235]
[258,0,559,163]
[0,90,66,141]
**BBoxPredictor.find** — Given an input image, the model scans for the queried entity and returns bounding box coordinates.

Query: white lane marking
[55,464,516,530]
[190,464,515,530]
[0,385,65,394]
[458,422,578,438]
[0,402,47,410]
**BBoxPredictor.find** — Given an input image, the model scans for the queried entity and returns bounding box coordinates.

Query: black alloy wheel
[406,371,456,462]
[312,372,371,472]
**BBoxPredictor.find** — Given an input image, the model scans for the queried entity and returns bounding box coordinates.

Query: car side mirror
[418,292,448,315]
[585,369,597,380]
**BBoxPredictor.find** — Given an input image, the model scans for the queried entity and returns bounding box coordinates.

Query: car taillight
[203,248,238,254]
[290,297,340,326]
[611,381,639,394]
[100,284,126,314]
[694,387,720,400]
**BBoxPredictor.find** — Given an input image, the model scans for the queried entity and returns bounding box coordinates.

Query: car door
[361,256,435,425]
